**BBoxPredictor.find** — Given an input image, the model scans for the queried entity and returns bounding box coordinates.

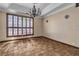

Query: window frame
[6,13,34,37]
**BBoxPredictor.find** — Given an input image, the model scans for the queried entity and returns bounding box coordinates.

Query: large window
[7,14,34,37]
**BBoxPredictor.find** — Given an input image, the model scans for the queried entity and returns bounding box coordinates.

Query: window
[7,14,34,37]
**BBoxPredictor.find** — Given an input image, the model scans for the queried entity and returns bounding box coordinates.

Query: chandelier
[29,3,41,17]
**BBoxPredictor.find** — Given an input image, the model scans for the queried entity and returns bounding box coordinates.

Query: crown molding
[43,3,75,17]
[41,3,63,16]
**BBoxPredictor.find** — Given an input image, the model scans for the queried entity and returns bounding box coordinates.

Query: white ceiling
[0,3,75,17]
[0,3,49,12]
[17,3,49,10]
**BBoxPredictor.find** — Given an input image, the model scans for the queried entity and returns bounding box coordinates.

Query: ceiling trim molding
[45,3,75,17]
[41,3,63,16]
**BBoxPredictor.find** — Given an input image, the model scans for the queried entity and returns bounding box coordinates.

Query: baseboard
[0,36,42,43]
[42,36,79,49]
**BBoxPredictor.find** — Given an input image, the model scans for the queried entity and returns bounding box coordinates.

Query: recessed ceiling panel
[16,3,50,10]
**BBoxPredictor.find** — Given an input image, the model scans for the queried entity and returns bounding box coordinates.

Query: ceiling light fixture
[29,3,41,17]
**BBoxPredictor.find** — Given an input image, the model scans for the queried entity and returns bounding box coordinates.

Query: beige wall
[0,12,6,41]
[43,6,79,47]
[0,12,43,41]
[34,17,43,36]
